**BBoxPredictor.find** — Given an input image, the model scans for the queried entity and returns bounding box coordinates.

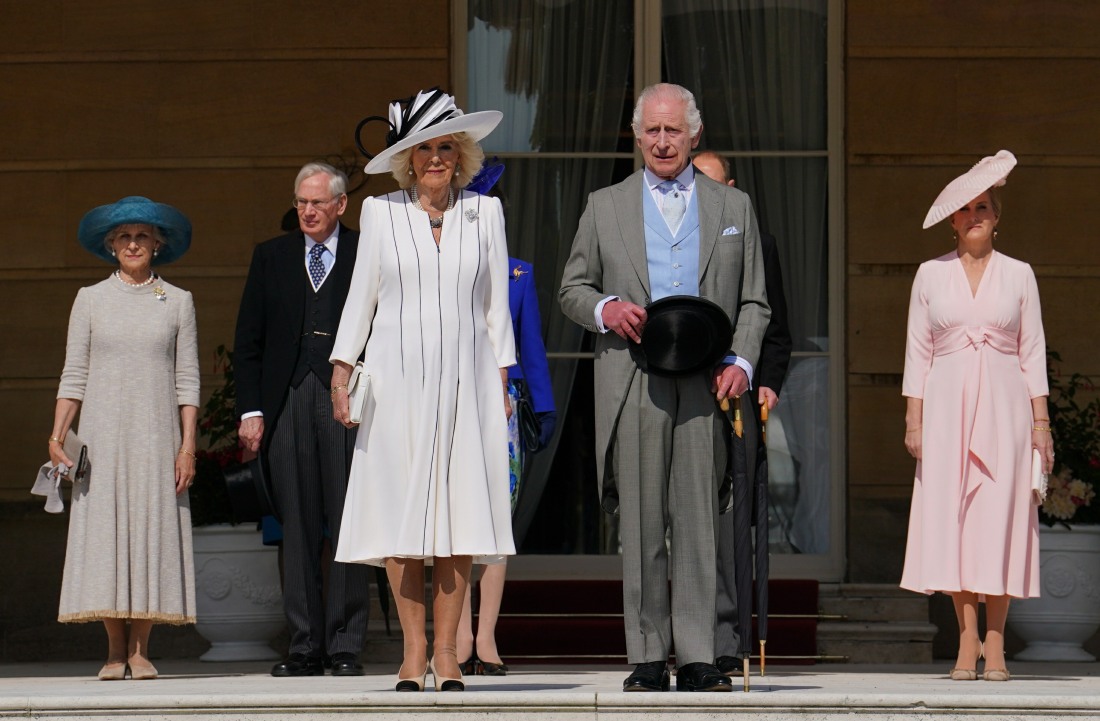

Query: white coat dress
[331,190,516,566]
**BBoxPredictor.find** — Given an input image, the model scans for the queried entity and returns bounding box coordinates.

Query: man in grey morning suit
[559,84,770,692]
[235,163,370,677]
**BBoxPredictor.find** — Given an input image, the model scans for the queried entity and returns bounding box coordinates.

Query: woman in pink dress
[901,150,1054,682]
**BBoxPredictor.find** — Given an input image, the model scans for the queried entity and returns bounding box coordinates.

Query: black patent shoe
[676,662,733,692]
[459,656,478,676]
[715,655,742,675]
[623,661,670,692]
[330,652,365,676]
[478,659,509,676]
[271,653,324,677]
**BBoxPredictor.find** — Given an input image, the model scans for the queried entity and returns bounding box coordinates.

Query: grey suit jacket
[559,169,770,510]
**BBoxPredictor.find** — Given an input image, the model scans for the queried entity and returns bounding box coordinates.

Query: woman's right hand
[904,427,922,460]
[48,438,73,471]
[331,361,356,428]
[333,389,356,428]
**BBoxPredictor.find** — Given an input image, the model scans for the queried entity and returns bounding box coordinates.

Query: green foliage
[1040,350,1100,528]
[189,344,242,527]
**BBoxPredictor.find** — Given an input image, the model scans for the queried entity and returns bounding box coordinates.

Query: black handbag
[514,379,542,452]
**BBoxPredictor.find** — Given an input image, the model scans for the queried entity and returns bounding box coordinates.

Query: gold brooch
[153,286,167,302]
[511,265,528,281]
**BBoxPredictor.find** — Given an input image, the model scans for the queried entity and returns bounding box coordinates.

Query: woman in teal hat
[47,196,200,680]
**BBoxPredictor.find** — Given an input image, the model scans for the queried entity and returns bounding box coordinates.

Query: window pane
[467,0,635,153]
[728,156,829,353]
[662,0,828,151]
[766,355,831,554]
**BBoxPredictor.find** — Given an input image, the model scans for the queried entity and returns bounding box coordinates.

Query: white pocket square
[721,226,740,236]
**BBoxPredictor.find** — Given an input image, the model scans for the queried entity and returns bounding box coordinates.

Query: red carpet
[475,579,819,665]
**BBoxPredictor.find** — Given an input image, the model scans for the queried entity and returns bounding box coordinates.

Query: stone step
[5,661,1098,721]
[818,621,938,664]
[816,584,936,664]
[818,583,931,623]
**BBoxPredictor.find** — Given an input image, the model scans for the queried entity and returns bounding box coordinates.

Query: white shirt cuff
[594,295,620,334]
[722,355,754,388]
[240,411,264,421]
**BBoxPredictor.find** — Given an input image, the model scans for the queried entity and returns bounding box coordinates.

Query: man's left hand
[711,364,749,401]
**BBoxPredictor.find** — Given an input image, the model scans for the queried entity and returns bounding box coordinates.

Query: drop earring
[993,228,999,241]
[153,248,159,258]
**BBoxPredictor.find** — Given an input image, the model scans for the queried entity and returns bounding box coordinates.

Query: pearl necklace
[410,186,454,229]
[114,270,157,287]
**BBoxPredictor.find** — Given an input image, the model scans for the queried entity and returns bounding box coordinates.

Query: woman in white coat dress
[330,89,515,693]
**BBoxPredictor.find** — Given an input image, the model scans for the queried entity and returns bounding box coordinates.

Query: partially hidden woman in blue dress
[456,162,557,675]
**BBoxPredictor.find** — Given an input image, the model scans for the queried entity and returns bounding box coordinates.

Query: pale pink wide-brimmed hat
[922,150,1017,229]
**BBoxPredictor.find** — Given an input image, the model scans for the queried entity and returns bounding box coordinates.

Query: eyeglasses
[293,196,343,211]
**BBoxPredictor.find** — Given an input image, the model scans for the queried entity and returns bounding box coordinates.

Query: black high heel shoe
[477,659,509,676]
[459,655,478,676]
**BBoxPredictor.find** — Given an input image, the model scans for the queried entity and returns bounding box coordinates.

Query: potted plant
[190,345,284,662]
[1008,350,1100,661]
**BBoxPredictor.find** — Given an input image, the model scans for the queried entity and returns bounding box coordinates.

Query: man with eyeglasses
[234,162,370,677]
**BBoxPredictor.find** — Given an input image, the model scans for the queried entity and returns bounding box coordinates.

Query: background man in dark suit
[560,84,769,693]
[235,162,370,677]
[693,151,793,674]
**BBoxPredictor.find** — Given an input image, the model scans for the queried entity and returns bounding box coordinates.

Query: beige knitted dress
[57,276,200,624]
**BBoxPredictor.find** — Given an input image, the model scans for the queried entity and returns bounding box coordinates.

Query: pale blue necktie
[659,180,686,232]
[308,243,326,289]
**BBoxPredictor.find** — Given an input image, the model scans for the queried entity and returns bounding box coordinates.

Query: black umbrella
[753,402,770,677]
[720,394,753,691]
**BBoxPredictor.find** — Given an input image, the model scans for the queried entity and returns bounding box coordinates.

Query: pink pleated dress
[900,250,1047,598]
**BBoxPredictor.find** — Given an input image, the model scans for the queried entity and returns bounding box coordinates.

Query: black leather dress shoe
[623,661,670,692]
[329,652,365,676]
[676,662,733,691]
[270,653,324,677]
[715,655,741,675]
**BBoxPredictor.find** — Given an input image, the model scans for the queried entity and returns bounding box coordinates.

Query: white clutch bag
[347,361,371,425]
[1031,449,1048,505]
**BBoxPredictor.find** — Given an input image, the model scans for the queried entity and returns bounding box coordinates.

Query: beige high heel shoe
[395,663,428,692]
[429,657,465,692]
[982,641,1010,681]
[949,640,982,681]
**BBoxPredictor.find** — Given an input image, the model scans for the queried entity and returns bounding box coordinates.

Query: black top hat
[629,295,734,377]
[223,457,280,524]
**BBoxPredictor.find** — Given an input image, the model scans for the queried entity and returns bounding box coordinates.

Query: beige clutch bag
[1031,449,1048,505]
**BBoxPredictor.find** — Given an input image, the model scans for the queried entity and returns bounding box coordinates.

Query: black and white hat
[356,88,502,175]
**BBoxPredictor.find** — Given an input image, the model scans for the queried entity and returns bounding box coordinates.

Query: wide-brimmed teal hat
[78,196,192,265]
